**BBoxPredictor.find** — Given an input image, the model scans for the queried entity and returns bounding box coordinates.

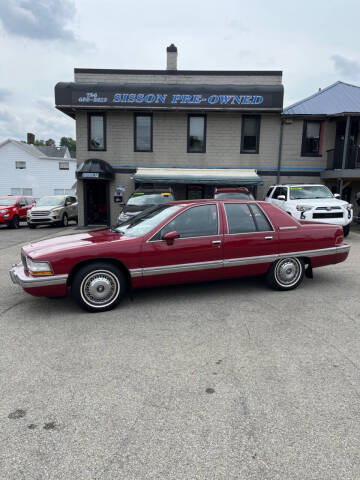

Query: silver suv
[27,195,78,228]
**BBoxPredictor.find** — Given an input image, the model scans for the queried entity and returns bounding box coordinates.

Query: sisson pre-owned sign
[55,83,284,110]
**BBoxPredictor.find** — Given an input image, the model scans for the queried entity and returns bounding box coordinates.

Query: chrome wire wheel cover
[80,270,120,308]
[274,258,302,287]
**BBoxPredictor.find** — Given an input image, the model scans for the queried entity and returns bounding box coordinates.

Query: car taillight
[335,234,344,245]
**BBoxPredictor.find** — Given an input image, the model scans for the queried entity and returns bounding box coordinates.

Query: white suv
[265,184,353,236]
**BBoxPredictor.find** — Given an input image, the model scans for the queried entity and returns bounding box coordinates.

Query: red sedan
[10,200,350,312]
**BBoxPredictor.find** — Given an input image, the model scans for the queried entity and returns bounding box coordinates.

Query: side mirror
[277,195,286,201]
[162,230,180,245]
[334,193,341,199]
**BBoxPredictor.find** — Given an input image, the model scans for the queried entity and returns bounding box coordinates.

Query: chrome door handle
[212,240,221,245]
[264,236,273,240]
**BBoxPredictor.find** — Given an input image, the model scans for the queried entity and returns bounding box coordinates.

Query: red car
[10,200,349,312]
[214,187,255,200]
[0,195,35,228]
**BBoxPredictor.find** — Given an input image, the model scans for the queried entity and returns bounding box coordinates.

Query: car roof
[133,188,174,194]
[215,187,250,193]
[271,184,325,187]
[168,198,262,207]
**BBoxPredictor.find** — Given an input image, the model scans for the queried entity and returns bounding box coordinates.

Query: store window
[301,121,322,156]
[88,113,106,151]
[134,114,152,151]
[241,116,260,153]
[11,188,21,195]
[22,188,33,196]
[15,161,26,169]
[188,115,206,153]
[59,161,69,170]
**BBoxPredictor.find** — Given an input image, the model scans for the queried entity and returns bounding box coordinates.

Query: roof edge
[74,68,282,76]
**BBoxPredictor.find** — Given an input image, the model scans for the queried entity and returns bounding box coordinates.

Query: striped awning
[133,167,263,185]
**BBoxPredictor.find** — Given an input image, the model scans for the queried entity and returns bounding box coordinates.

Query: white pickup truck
[265,184,353,236]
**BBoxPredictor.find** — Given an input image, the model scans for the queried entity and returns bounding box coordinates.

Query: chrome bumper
[9,264,68,288]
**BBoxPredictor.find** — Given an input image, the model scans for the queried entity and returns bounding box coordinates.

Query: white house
[0,139,77,199]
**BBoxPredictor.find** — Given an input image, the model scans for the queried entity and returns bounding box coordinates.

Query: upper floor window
[301,120,322,156]
[22,188,33,196]
[59,161,69,170]
[188,115,206,153]
[15,161,26,169]
[88,113,106,151]
[241,115,260,153]
[134,114,152,152]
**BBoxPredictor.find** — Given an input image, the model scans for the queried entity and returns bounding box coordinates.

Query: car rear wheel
[71,263,127,312]
[266,257,304,291]
[343,225,350,237]
[61,214,68,227]
[9,215,20,229]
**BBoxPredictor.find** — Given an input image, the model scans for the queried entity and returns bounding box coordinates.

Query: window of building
[11,188,21,195]
[88,113,106,151]
[59,161,69,170]
[159,204,218,238]
[15,161,26,169]
[241,116,260,153]
[22,188,33,196]
[301,121,322,156]
[188,115,206,153]
[134,114,152,151]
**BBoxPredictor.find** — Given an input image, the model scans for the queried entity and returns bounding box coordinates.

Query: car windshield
[37,196,65,206]
[115,204,181,237]
[0,197,17,206]
[289,186,333,200]
[215,192,254,200]
[127,193,174,206]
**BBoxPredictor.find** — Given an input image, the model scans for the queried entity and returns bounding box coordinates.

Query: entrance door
[84,180,109,225]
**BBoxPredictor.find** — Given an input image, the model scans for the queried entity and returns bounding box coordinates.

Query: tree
[60,137,76,157]
[33,138,55,146]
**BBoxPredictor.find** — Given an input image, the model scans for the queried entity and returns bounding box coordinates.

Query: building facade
[0,138,76,200]
[55,45,285,226]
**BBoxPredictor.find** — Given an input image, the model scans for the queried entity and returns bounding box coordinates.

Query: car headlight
[296,205,313,212]
[26,257,53,276]
[51,207,62,213]
[0,209,8,213]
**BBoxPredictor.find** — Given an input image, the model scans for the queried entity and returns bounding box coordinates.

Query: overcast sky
[0,0,359,144]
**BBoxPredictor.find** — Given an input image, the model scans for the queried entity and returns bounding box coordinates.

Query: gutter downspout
[339,115,351,196]
[276,119,284,184]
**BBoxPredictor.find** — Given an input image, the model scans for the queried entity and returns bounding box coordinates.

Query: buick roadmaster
[10,200,350,312]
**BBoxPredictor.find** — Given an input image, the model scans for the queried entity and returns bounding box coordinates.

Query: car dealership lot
[0,227,360,479]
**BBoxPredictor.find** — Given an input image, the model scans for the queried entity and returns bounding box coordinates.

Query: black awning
[76,159,114,180]
[55,82,284,116]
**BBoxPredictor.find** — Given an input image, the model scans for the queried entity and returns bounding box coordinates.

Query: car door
[222,202,279,279]
[17,198,28,220]
[141,203,224,287]
[270,187,288,211]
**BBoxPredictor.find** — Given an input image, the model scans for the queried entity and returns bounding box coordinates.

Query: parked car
[27,195,78,228]
[213,187,254,200]
[0,195,35,229]
[10,199,349,312]
[118,188,175,223]
[265,184,353,236]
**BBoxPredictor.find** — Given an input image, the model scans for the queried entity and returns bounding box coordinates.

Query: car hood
[0,204,15,209]
[31,205,61,211]
[290,198,348,206]
[22,228,134,259]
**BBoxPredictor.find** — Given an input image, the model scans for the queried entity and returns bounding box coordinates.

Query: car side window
[273,187,287,200]
[160,204,218,239]
[224,203,256,234]
[18,198,26,207]
[249,204,273,231]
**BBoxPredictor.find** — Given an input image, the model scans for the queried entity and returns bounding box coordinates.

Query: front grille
[21,250,27,270]
[315,206,341,211]
[31,211,50,216]
[313,212,343,219]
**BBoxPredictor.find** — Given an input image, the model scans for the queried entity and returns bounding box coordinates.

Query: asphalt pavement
[0,225,360,479]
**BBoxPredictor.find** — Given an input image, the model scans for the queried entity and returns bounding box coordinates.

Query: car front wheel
[9,215,20,229]
[71,263,127,312]
[266,257,304,291]
[61,214,68,227]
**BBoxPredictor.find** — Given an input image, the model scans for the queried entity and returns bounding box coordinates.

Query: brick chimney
[27,133,35,144]
[166,44,178,70]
